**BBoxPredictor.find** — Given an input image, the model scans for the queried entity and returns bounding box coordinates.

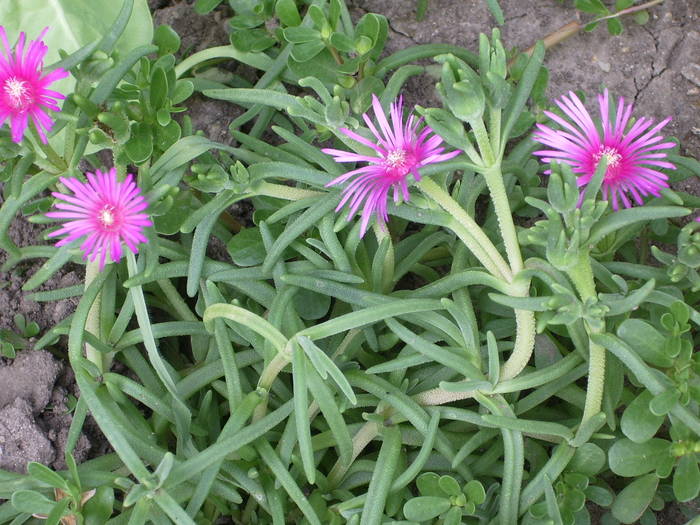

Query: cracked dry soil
[1,0,699,522]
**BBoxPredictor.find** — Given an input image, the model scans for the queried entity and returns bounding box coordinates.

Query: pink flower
[46,168,152,270]
[0,27,68,143]
[322,95,460,236]
[533,89,676,210]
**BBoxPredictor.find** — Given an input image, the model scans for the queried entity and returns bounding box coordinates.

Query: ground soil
[0,0,698,522]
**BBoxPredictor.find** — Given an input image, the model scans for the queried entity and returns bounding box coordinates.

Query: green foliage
[0,1,697,524]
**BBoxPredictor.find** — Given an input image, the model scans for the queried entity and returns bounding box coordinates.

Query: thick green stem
[84,260,104,372]
[252,350,291,422]
[471,118,496,166]
[501,306,536,381]
[418,178,512,282]
[327,417,382,487]
[419,174,536,385]
[480,159,533,380]
[567,251,606,423]
[482,164,524,274]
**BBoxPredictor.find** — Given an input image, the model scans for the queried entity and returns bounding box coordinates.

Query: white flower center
[98,205,116,228]
[594,147,622,168]
[386,150,406,168]
[3,77,30,109]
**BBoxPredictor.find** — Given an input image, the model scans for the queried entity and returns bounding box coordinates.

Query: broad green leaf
[567,443,606,476]
[403,496,451,521]
[438,476,461,497]
[195,0,223,14]
[154,24,180,56]
[283,26,320,44]
[275,0,302,27]
[608,438,670,477]
[585,485,613,507]
[416,472,443,497]
[26,462,67,489]
[443,506,463,525]
[464,480,486,504]
[611,474,658,524]
[649,388,681,416]
[11,490,56,516]
[673,455,700,502]
[124,122,154,164]
[621,391,665,443]
[607,18,624,35]
[227,226,268,267]
[293,288,331,320]
[617,319,673,368]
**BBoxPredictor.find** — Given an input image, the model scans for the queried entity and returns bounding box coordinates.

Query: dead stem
[516,0,665,61]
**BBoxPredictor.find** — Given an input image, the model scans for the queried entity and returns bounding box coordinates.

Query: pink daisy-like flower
[46,168,152,270]
[533,89,676,210]
[322,94,460,236]
[0,26,68,143]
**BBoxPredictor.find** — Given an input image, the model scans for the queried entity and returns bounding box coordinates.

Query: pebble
[681,63,700,87]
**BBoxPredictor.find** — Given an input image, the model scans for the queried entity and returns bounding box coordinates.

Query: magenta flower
[0,27,68,143]
[322,95,460,236]
[533,89,676,210]
[46,168,152,270]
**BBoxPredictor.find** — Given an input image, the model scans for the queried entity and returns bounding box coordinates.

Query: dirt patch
[0,350,93,473]
[0,199,94,473]
[352,0,700,154]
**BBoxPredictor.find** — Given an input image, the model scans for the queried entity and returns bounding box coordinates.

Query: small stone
[681,64,700,87]
[597,61,611,73]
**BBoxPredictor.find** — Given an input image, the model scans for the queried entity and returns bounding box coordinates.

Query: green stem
[482,164,523,274]
[489,107,502,158]
[327,418,381,487]
[479,159,533,380]
[84,260,104,372]
[252,350,291,422]
[471,118,496,166]
[567,251,606,423]
[501,307,536,381]
[419,176,536,383]
[113,148,127,181]
[32,128,66,172]
[418,177,512,282]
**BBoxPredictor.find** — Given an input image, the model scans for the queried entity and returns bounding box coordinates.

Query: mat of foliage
[0,1,699,524]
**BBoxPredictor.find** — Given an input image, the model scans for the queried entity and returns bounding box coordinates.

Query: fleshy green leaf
[673,455,700,502]
[402,496,451,521]
[608,438,670,477]
[621,390,665,443]
[611,474,659,524]
[617,319,673,368]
